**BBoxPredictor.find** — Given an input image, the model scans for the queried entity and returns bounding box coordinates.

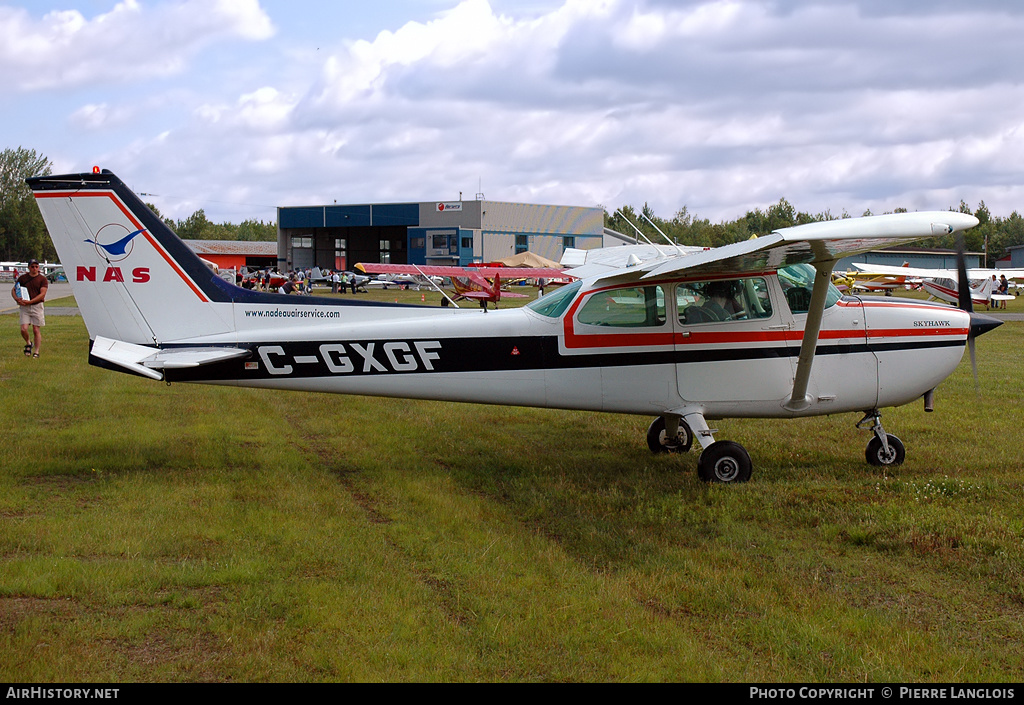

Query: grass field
[1,292,1022,682]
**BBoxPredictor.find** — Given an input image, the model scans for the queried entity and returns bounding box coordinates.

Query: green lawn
[1,305,1022,682]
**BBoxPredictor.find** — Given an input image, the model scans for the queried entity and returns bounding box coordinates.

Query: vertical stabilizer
[27,171,234,345]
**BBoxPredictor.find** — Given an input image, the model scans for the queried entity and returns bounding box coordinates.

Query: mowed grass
[1,300,1023,682]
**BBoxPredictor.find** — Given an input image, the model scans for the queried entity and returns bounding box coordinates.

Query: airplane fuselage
[161,271,969,422]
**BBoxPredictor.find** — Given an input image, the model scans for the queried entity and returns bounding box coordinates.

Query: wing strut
[413,264,460,308]
[785,261,833,411]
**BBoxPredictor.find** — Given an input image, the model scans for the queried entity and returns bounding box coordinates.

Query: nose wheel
[865,434,905,466]
[857,410,906,466]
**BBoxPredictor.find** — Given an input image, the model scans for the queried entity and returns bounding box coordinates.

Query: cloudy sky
[4,0,1024,226]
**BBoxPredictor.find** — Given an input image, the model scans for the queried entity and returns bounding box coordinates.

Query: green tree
[175,209,214,240]
[0,147,53,261]
[236,219,277,241]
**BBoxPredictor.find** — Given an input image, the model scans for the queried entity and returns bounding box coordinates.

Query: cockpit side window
[677,277,773,324]
[778,264,841,313]
[576,285,666,327]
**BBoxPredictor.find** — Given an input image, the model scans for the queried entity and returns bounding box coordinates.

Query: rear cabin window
[576,286,666,327]
[677,278,773,324]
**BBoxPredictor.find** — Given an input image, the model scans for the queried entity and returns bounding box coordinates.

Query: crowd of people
[238,268,365,295]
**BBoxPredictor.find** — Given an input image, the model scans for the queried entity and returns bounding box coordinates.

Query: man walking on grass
[11,258,48,358]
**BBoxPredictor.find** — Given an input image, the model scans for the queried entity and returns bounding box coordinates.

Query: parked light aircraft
[27,170,1002,482]
[356,262,567,307]
[849,263,1022,308]
[846,262,913,294]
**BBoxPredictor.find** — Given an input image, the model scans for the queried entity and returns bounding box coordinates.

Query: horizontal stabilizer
[90,336,249,380]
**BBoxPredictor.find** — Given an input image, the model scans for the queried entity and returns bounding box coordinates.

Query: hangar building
[276,198,605,272]
[833,246,984,272]
[183,240,277,271]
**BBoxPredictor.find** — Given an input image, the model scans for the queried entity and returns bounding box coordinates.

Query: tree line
[148,205,277,243]
[3,145,1023,264]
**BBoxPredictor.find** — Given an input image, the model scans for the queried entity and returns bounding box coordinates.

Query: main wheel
[647,416,693,454]
[865,434,905,466]
[697,441,752,483]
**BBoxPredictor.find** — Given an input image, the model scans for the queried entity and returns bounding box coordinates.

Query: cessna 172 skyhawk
[27,170,1000,483]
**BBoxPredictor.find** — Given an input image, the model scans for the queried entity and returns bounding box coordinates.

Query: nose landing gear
[857,410,906,466]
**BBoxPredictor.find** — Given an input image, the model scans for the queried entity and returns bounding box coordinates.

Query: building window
[291,236,312,249]
[515,234,529,254]
[461,237,473,249]
[563,236,575,250]
[335,238,347,271]
[380,239,391,264]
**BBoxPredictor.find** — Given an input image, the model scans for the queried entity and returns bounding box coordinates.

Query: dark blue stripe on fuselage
[156,335,965,383]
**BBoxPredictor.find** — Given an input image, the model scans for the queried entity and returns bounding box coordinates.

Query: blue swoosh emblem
[84,228,146,257]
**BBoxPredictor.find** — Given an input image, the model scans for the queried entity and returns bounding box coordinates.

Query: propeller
[955,231,1002,391]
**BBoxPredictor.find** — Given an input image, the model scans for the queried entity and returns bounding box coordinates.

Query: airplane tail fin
[27,170,237,345]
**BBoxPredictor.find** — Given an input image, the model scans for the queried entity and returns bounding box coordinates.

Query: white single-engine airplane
[27,170,1001,482]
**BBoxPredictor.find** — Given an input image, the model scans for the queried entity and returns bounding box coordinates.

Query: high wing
[631,213,976,282]
[560,243,707,279]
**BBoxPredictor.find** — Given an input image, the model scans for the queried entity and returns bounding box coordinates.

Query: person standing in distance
[12,259,48,358]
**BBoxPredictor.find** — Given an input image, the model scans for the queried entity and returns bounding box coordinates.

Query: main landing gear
[648,408,907,483]
[647,413,752,484]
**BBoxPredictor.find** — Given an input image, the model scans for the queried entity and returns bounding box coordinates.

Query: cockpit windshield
[525,280,582,318]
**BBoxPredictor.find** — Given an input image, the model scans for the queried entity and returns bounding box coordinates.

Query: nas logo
[84,224,146,262]
[78,223,150,283]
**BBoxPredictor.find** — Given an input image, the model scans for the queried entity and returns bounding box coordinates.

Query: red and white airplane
[849,262,1022,308]
[27,170,999,482]
[356,262,568,307]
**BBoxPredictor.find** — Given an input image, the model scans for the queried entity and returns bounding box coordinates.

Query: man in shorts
[12,259,48,358]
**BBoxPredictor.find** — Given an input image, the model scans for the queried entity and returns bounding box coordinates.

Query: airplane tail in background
[27,170,238,345]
